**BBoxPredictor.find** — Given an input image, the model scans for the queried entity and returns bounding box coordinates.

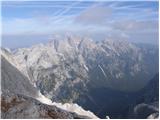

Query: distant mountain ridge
[1,35,159,118]
[12,36,158,91]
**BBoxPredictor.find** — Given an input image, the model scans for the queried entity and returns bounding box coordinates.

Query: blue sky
[2,1,159,48]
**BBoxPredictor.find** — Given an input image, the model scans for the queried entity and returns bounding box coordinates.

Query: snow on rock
[51,102,99,119]
[37,91,99,119]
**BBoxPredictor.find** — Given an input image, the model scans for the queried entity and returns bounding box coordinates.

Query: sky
[1,0,159,48]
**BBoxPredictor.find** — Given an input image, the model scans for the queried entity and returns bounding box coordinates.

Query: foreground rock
[128,74,159,119]
[132,102,158,119]
[1,92,90,119]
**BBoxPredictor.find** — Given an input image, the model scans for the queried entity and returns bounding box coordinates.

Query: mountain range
[1,35,159,118]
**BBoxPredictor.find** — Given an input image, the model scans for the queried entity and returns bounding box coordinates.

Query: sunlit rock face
[2,35,158,118]
[12,36,158,100]
[1,54,99,119]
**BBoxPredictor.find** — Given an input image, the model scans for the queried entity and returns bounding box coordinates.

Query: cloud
[74,4,112,25]
[2,15,76,35]
[2,1,84,35]
[2,1,159,46]
[72,1,158,45]
[112,20,158,32]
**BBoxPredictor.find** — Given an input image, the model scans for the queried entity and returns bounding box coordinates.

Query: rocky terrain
[1,53,99,119]
[1,35,159,118]
[1,92,92,119]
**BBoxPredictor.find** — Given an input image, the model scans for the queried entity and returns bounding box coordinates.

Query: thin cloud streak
[2,1,159,46]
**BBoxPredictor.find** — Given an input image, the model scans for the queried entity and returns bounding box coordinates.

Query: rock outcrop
[1,92,91,119]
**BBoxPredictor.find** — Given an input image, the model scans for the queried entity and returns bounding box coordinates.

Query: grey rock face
[1,36,158,118]
[1,55,38,98]
[1,53,95,119]
[12,37,158,103]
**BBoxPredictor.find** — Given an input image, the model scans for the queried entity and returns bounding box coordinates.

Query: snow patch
[98,64,107,78]
[36,91,99,119]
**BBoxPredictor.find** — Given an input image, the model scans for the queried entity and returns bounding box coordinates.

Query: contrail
[52,1,82,23]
